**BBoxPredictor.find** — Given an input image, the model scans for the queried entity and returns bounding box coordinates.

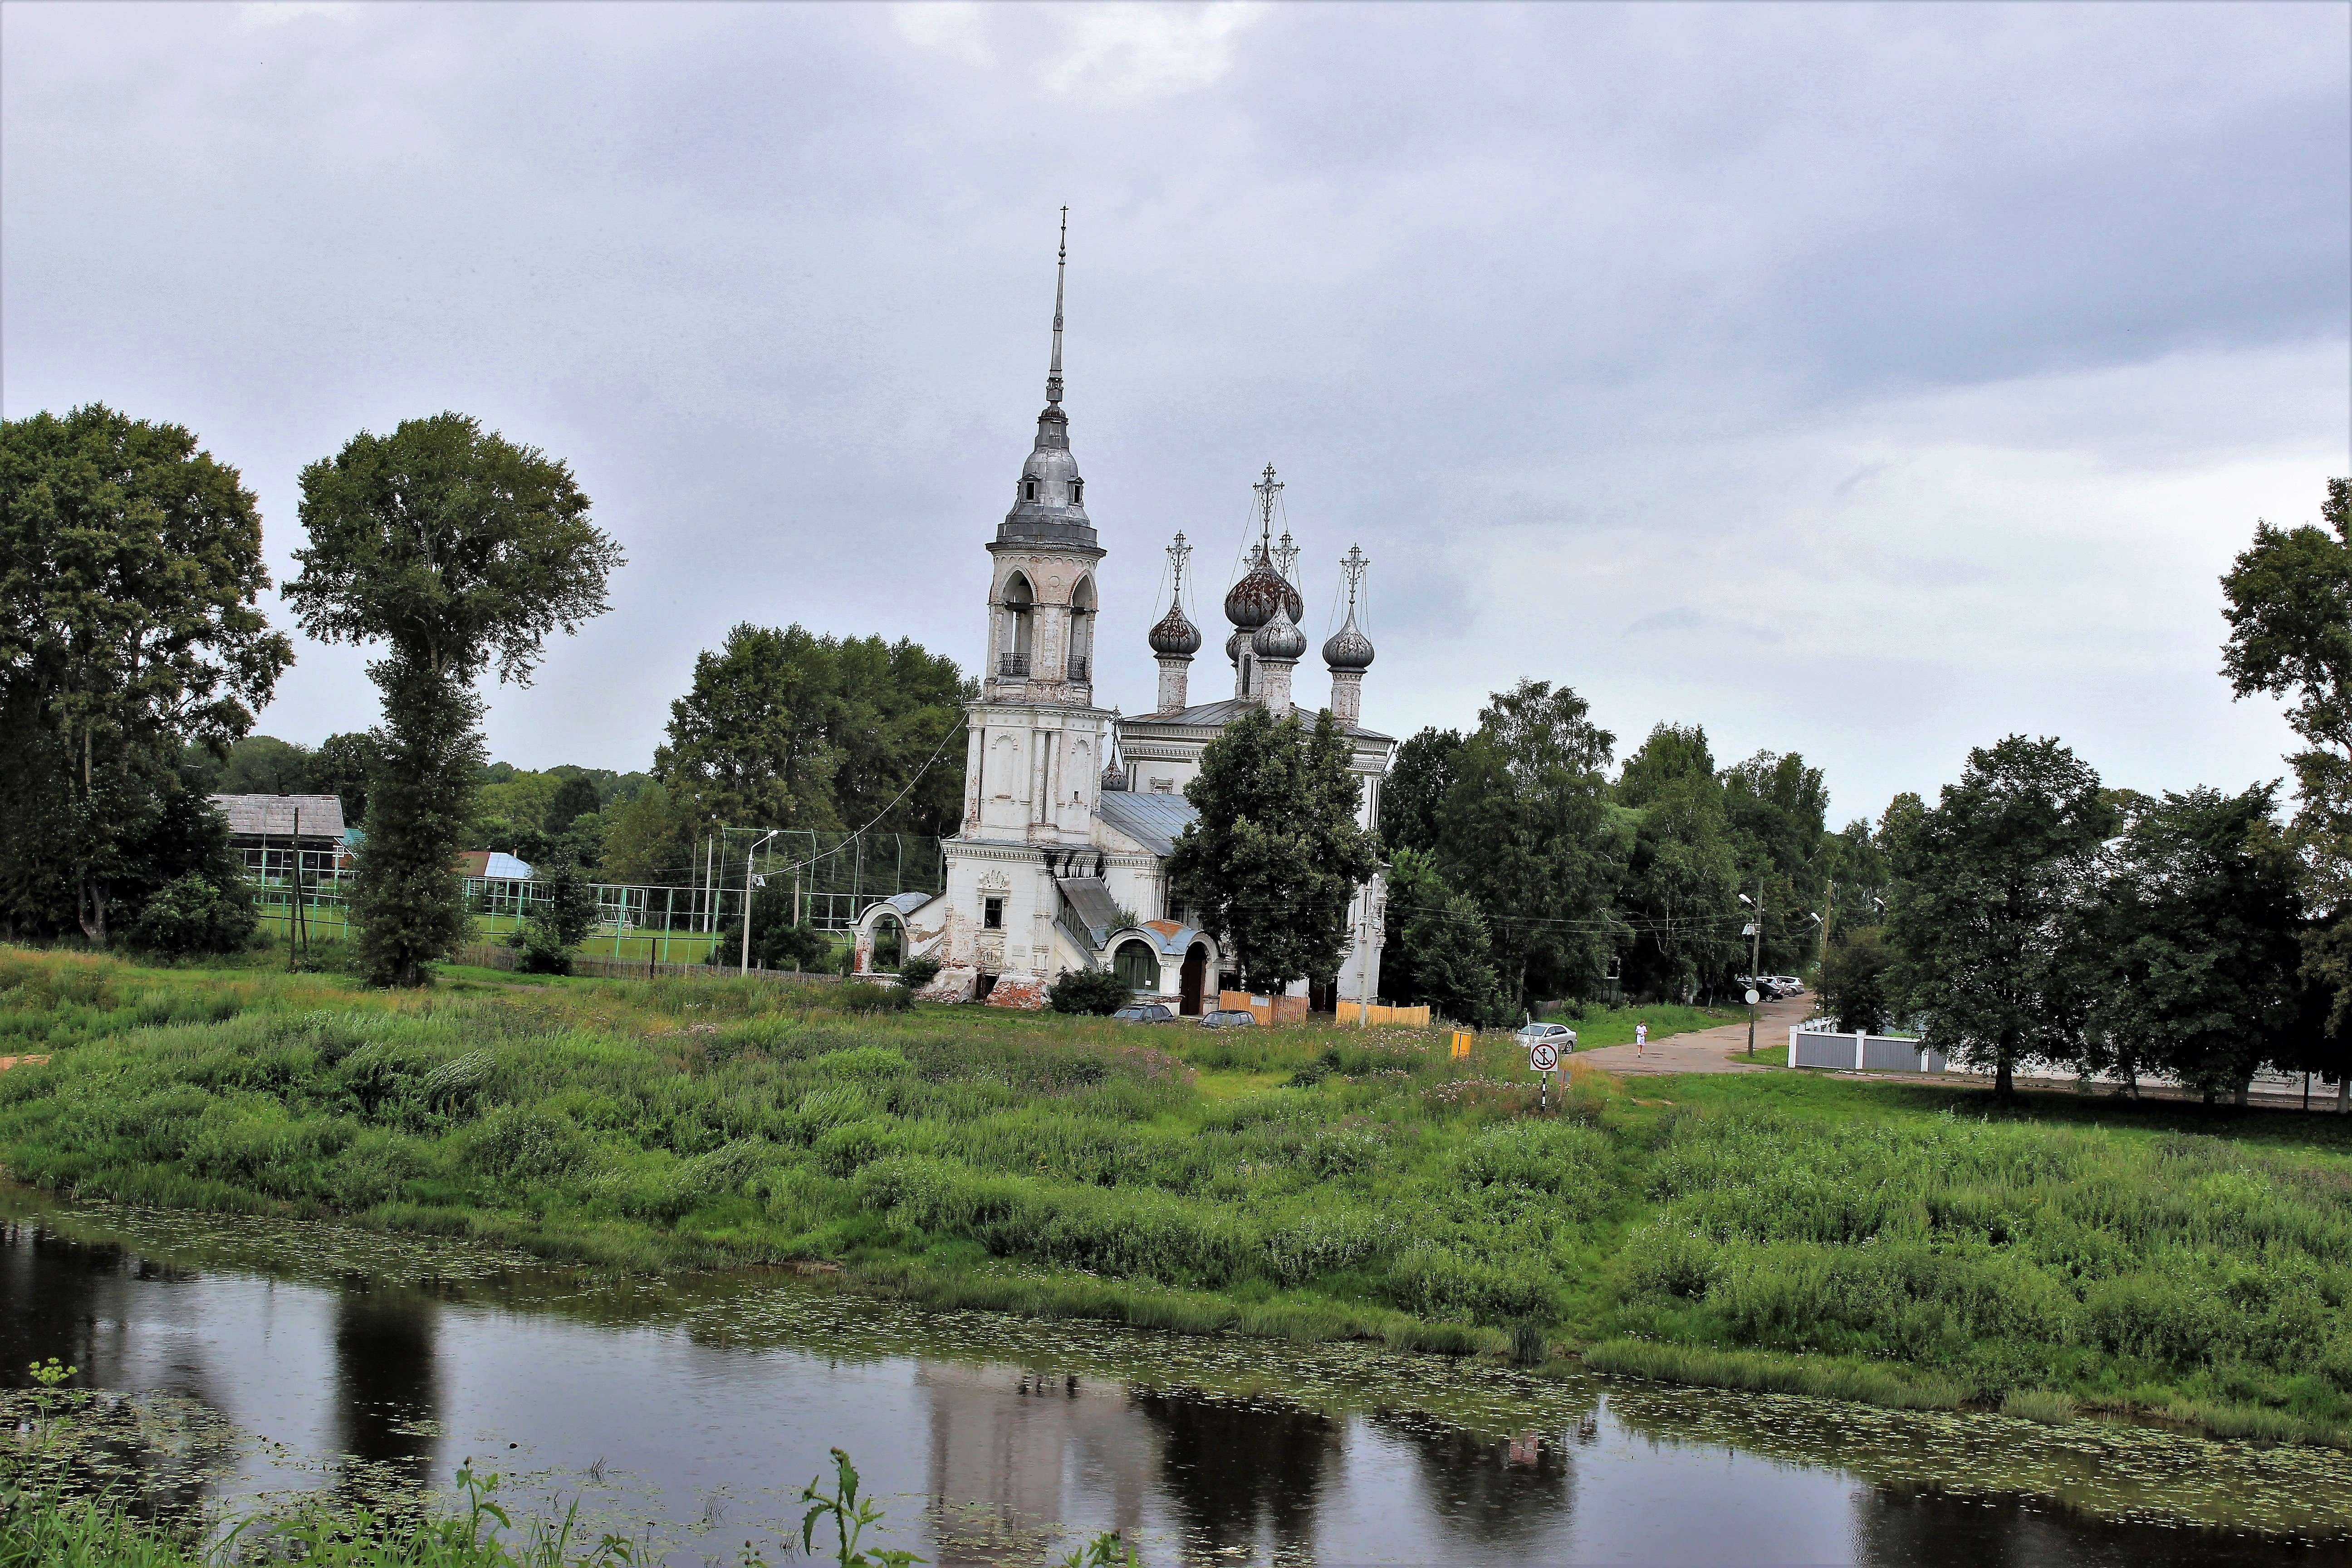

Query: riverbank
[3,946,2349,1452]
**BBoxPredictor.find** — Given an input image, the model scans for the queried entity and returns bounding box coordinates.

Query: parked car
[1198,1008,1258,1029]
[1769,975,1805,995]
[1515,1022,1578,1050]
[1736,975,1790,1000]
[1110,1003,1176,1024]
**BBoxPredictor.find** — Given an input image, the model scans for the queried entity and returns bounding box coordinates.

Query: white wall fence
[1791,1029,1947,1073]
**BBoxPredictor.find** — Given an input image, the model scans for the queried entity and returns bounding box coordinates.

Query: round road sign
[1744,988,1761,1005]
[1529,1042,1560,1072]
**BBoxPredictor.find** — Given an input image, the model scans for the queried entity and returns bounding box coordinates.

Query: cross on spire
[1253,463,1283,554]
[1166,530,1192,595]
[1046,206,1068,406]
[1274,529,1299,582]
[1341,544,1367,606]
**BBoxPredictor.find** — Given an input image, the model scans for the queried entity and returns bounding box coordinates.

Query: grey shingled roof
[1130,697,1393,743]
[1056,877,1124,946]
[1096,790,1197,858]
[211,794,346,839]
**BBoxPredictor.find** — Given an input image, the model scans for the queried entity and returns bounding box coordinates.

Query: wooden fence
[1335,1000,1432,1027]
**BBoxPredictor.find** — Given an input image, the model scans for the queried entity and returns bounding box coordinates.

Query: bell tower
[959,209,1113,850]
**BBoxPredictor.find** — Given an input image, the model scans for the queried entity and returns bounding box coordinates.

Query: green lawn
[1539,1000,1745,1049]
[3,946,2349,1449]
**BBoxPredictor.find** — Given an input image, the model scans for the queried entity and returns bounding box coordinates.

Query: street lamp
[1739,891,1763,1058]
[742,829,781,976]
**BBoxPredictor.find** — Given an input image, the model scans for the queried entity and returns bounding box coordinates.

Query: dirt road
[1578,996,1811,1076]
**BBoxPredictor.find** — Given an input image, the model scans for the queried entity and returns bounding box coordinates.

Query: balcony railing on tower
[997,653,1029,678]
[1066,655,1088,682]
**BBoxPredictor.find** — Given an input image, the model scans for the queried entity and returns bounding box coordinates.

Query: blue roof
[482,852,534,880]
[1097,791,1196,858]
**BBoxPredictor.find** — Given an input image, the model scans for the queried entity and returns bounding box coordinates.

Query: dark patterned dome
[1253,612,1307,661]
[1323,612,1374,671]
[1224,550,1305,630]
[1148,598,1201,657]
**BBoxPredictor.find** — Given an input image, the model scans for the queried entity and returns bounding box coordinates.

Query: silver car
[1515,1022,1578,1050]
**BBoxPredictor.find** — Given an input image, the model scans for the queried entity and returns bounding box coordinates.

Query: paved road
[1578,996,1811,1076]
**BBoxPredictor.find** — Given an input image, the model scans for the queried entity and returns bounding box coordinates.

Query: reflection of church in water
[857,231,1392,1013]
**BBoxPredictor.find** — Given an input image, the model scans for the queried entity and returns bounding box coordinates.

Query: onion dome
[1224,549,1305,631]
[1102,763,1128,792]
[1148,598,1201,657]
[1253,611,1307,662]
[1225,627,1245,664]
[1323,609,1375,671]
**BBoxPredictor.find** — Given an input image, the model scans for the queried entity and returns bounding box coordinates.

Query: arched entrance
[872,915,904,972]
[1179,942,1208,1016]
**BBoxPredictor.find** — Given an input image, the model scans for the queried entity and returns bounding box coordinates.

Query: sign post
[1744,987,1761,1058]
[1529,1039,1560,1112]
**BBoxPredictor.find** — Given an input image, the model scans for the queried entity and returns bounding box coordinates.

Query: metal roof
[1096,790,1197,858]
[211,794,346,839]
[1056,877,1124,946]
[1123,698,1392,744]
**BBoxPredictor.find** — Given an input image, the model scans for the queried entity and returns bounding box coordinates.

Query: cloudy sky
[5,1,2346,824]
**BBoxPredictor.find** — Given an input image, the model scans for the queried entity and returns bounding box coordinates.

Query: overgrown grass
[5,948,2351,1449]
[1539,1000,1740,1049]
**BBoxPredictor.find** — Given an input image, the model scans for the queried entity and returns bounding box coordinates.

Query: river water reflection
[2,1198,2345,1568]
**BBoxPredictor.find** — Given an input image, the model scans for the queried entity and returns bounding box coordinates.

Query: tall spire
[1253,463,1282,554]
[1046,206,1068,406]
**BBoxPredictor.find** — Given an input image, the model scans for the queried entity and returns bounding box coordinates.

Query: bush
[512,918,573,975]
[122,874,256,960]
[1049,967,1133,1015]
[706,913,830,973]
[899,954,941,991]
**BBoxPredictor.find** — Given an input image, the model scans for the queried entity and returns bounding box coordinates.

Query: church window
[983,897,1004,930]
[1023,478,1038,502]
[1070,479,1083,504]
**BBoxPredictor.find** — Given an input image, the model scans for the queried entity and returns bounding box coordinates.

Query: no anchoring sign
[1529,1041,1559,1073]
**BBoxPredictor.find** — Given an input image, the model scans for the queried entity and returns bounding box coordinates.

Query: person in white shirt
[1635,1021,1647,1057]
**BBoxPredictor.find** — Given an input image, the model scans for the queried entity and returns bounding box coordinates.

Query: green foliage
[1382,726,1463,856]
[798,1447,921,1568]
[1817,927,1893,1034]
[6,951,2352,1446]
[1048,967,1132,1015]
[122,873,257,961]
[656,623,968,836]
[1614,724,1742,1004]
[287,413,621,987]
[0,404,291,942]
[1167,706,1379,990]
[1885,736,2117,1096]
[707,886,831,973]
[898,955,941,991]
[1433,681,1621,1009]
[2084,786,2303,1101]
[544,775,602,836]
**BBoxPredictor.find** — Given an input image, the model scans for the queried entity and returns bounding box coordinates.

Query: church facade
[854,241,1392,1012]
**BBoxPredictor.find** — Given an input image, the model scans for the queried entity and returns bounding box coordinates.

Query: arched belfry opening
[1001,572,1034,677]
[1068,574,1096,682]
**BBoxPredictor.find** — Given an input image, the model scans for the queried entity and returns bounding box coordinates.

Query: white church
[854,237,1392,1013]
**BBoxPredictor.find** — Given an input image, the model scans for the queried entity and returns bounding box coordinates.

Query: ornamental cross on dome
[1167,530,1192,595]
[1341,544,1367,606]
[1274,529,1299,583]
[1252,464,1283,554]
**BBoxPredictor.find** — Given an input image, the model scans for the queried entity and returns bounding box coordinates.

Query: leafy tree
[602,783,695,885]
[657,624,968,836]
[0,405,291,940]
[286,413,621,986]
[1048,966,1132,1015]
[1403,891,1513,1028]
[214,734,312,794]
[1382,727,1463,855]
[1721,749,1831,971]
[514,857,598,975]
[1434,680,1623,1009]
[2221,477,2352,1025]
[310,732,378,824]
[2084,786,2302,1104]
[544,774,602,835]
[125,871,257,960]
[1615,724,1741,1003]
[1816,926,1894,1034]
[1167,706,1380,992]
[1885,736,2117,1098]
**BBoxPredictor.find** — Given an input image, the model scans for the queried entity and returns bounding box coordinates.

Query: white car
[1515,1022,1578,1050]
[1769,976,1805,995]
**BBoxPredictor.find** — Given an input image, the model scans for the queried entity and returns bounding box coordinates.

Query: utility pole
[1740,888,1764,1058]
[288,803,300,971]
[1818,878,1835,968]
[741,829,779,975]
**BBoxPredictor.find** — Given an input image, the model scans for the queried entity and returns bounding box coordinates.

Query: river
[2,1190,2345,1567]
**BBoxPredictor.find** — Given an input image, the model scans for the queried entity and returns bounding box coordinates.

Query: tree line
[2,403,970,981]
[1367,680,1865,1028]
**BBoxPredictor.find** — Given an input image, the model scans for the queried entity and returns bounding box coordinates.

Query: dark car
[1111,1003,1176,1024]
[1198,1008,1257,1029]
